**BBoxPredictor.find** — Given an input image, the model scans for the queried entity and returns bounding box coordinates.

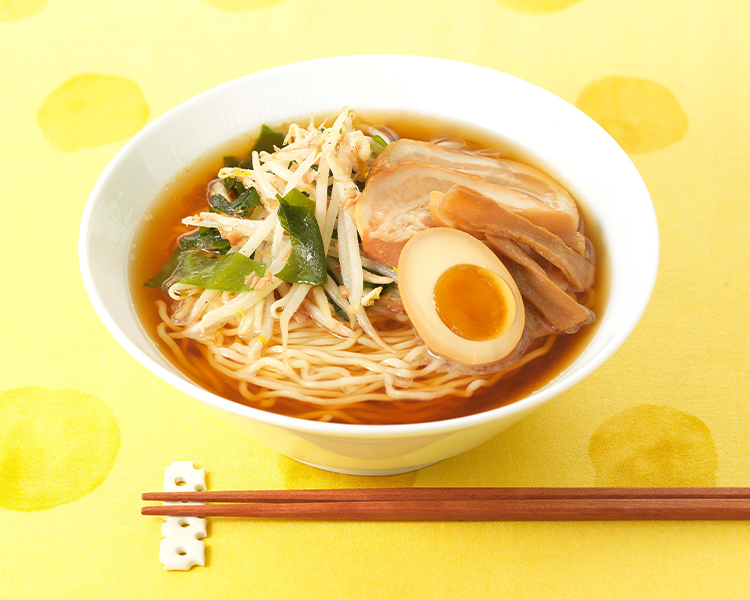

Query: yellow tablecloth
[2,0,749,597]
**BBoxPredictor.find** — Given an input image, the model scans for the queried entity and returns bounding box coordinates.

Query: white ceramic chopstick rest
[159,461,207,571]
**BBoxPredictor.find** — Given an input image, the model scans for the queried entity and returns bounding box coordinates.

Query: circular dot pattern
[0,0,47,21]
[589,405,717,487]
[495,0,583,13]
[0,387,120,511]
[202,0,283,11]
[38,74,149,152]
[577,76,688,153]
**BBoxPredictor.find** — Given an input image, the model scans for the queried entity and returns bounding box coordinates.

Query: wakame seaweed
[144,246,265,292]
[209,187,261,217]
[223,176,238,192]
[221,126,282,170]
[144,248,216,290]
[275,189,327,286]
[252,125,285,155]
[177,227,231,254]
[223,177,251,195]
[144,247,185,289]
[177,251,265,292]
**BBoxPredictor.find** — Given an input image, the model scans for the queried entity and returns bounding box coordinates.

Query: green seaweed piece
[209,187,260,216]
[178,227,230,254]
[144,249,265,292]
[177,252,266,291]
[252,124,285,154]
[275,190,327,286]
[144,247,185,289]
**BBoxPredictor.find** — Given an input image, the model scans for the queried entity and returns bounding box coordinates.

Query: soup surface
[130,111,607,424]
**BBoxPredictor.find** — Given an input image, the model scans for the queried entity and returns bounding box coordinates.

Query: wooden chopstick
[142,487,750,503]
[141,488,750,521]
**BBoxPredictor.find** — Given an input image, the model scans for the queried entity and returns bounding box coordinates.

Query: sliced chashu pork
[430,185,595,292]
[372,139,583,239]
[355,161,583,267]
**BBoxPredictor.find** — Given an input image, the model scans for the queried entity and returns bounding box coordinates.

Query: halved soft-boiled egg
[397,228,525,366]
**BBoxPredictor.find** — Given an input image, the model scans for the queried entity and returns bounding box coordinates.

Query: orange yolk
[433,263,511,342]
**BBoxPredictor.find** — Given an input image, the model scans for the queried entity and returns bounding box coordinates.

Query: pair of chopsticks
[142,487,750,521]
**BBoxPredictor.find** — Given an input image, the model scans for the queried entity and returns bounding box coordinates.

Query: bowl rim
[79,54,659,438]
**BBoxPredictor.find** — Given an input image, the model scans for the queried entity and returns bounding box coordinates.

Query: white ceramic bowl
[79,56,658,475]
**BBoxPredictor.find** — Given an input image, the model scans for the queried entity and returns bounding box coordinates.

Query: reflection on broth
[130,109,607,425]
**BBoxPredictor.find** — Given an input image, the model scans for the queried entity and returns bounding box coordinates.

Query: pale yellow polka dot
[0,0,47,21]
[203,0,283,11]
[0,387,120,511]
[38,74,149,152]
[577,76,688,153]
[589,405,717,487]
[496,0,583,13]
[279,455,418,489]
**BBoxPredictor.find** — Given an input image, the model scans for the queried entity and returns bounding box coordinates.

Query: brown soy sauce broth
[130,111,609,425]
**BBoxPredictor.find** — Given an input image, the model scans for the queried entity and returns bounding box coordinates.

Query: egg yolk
[433,263,513,342]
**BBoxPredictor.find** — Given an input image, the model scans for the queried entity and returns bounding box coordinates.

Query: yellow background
[1,0,749,597]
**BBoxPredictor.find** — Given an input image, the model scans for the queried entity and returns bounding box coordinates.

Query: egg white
[398,228,525,366]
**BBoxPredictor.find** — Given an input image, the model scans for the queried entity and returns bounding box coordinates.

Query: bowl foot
[294,459,438,476]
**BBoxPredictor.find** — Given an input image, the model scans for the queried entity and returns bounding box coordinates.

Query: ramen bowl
[79,55,658,475]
